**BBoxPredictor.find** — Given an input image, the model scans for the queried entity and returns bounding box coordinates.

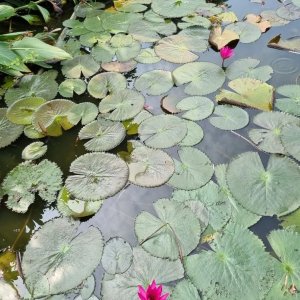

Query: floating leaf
[0,108,24,149]
[79,120,126,152]
[209,105,249,130]
[24,124,46,139]
[276,85,300,116]
[227,152,300,216]
[135,70,174,96]
[65,153,129,201]
[59,79,86,98]
[170,280,200,300]
[114,0,150,13]
[216,11,239,25]
[63,19,90,36]
[278,207,300,233]
[59,38,82,57]
[168,147,214,190]
[293,0,300,7]
[57,187,103,218]
[5,70,58,106]
[176,96,214,121]
[76,275,96,300]
[101,60,137,73]
[215,78,275,111]
[154,35,208,63]
[0,280,19,300]
[22,218,104,298]
[32,99,75,137]
[185,223,274,300]
[226,58,273,82]
[61,55,99,79]
[6,97,46,125]
[281,123,300,161]
[92,43,116,63]
[67,103,98,125]
[2,160,63,213]
[260,10,290,26]
[276,3,300,21]
[196,3,222,17]
[173,62,225,96]
[138,115,187,148]
[143,9,165,22]
[88,72,127,99]
[101,247,184,300]
[161,94,182,114]
[74,2,105,18]
[268,34,300,54]
[135,198,201,259]
[99,89,145,121]
[84,16,105,32]
[226,22,261,43]
[178,14,211,29]
[128,146,174,187]
[248,111,300,154]
[178,25,210,38]
[80,31,111,48]
[134,48,161,64]
[101,237,133,275]
[128,19,177,42]
[179,120,203,147]
[209,26,239,50]
[244,14,271,32]
[22,142,47,160]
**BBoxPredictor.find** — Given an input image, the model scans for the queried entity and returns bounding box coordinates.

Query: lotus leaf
[101,237,133,275]
[196,3,222,17]
[0,280,19,300]
[32,99,75,136]
[88,72,127,99]
[209,26,239,50]
[67,103,98,126]
[2,160,63,213]
[101,247,184,300]
[209,105,249,130]
[22,218,104,298]
[179,120,203,146]
[248,111,300,154]
[135,198,201,259]
[59,79,86,98]
[226,22,261,43]
[215,78,275,111]
[178,15,211,29]
[154,35,208,63]
[276,85,300,116]
[79,120,126,152]
[170,280,200,300]
[24,124,46,139]
[80,31,111,48]
[61,55,99,79]
[22,142,47,160]
[226,58,273,82]
[168,147,214,190]
[260,10,290,26]
[101,60,137,73]
[65,152,129,201]
[227,152,300,216]
[281,123,300,161]
[134,48,161,64]
[268,34,300,54]
[276,3,300,21]
[138,115,187,148]
[173,62,225,96]
[84,16,105,32]
[128,146,174,187]
[74,2,105,17]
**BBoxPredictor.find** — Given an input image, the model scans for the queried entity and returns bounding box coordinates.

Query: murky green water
[1,0,300,297]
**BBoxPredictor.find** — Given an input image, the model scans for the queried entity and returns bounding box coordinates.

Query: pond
[1,0,300,299]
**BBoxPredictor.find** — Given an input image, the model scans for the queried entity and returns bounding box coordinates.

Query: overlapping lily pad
[84,16,105,32]
[260,10,290,26]
[281,123,300,161]
[179,120,203,146]
[268,34,300,54]
[226,22,261,43]
[276,3,300,21]
[74,2,105,17]
[80,31,111,48]
[209,26,239,50]
[59,79,86,98]
[196,3,222,17]
[114,0,150,13]
[63,19,90,36]
[22,142,47,160]
[134,48,161,64]
[178,15,211,29]
[170,280,200,300]
[101,60,137,73]
[276,85,300,116]
[67,102,98,125]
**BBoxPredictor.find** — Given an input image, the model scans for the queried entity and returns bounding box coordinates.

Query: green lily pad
[22,142,47,160]
[178,15,211,29]
[135,198,201,259]
[135,70,174,96]
[67,103,98,126]
[281,123,300,161]
[63,20,90,36]
[101,247,184,300]
[80,31,111,48]
[2,160,63,213]
[92,43,116,63]
[143,9,165,22]
[128,146,175,187]
[155,35,208,63]
[84,16,105,32]
[32,99,75,137]
[138,115,187,148]
[79,120,126,152]
[59,38,82,57]
[216,78,275,111]
[260,10,290,26]
[74,2,105,18]
[226,22,261,43]
[168,147,214,190]
[5,70,58,106]
[248,111,300,154]
[61,55,99,79]
[101,60,137,73]
[65,153,129,201]
[59,79,86,98]
[226,58,273,82]
[0,280,19,300]
[173,62,225,96]
[179,120,203,146]
[99,89,145,121]
[278,207,300,233]
[216,11,239,25]
[24,124,46,139]
[209,105,249,130]
[176,96,214,121]
[114,0,150,13]
[185,223,274,300]
[293,0,300,7]
[178,25,210,38]
[196,3,222,17]
[170,280,200,300]
[75,275,96,300]
[101,237,133,275]
[276,85,300,116]
[22,218,104,298]
[0,108,24,149]
[227,152,300,216]
[276,3,300,21]
[88,72,127,99]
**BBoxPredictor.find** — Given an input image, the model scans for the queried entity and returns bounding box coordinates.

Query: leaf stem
[139,223,168,246]
[230,130,266,153]
[15,0,47,11]
[296,74,300,85]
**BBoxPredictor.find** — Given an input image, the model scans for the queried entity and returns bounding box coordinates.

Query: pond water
[1,0,300,298]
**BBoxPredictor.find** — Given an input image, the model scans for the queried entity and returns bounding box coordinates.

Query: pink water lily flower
[138,280,169,300]
[220,46,235,67]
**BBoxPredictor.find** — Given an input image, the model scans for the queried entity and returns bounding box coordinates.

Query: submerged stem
[230,130,266,153]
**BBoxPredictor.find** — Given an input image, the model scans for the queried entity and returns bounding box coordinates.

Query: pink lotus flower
[138,280,169,300]
[220,46,235,67]
[143,104,153,110]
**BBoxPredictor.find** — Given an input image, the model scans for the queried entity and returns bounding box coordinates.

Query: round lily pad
[178,15,211,29]
[275,85,300,116]
[179,120,204,146]
[65,153,129,201]
[260,10,290,26]
[170,280,200,300]
[138,115,187,148]
[59,79,86,98]
[24,124,46,139]
[67,102,99,126]
[114,0,150,13]
[281,123,300,161]
[101,60,137,73]
[178,25,210,38]
[92,43,116,63]
[196,2,222,17]
[22,142,47,160]
[134,48,161,64]
[80,31,111,48]
[276,3,300,21]
[84,15,105,32]
[74,2,104,17]
[226,22,261,43]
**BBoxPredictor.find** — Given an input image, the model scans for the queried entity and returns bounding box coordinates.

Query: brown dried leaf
[245,14,271,32]
[209,26,239,50]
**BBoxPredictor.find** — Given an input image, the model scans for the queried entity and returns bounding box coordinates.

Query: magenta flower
[220,46,235,67]
[138,280,169,300]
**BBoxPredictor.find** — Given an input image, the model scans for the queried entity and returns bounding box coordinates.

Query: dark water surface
[1,0,300,297]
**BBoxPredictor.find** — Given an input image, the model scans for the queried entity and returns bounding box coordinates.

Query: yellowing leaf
[216,11,238,25]
[245,14,271,32]
[268,34,300,53]
[209,26,239,50]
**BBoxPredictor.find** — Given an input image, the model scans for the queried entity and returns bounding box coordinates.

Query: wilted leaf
[268,34,300,54]
[209,26,239,50]
[244,14,271,32]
